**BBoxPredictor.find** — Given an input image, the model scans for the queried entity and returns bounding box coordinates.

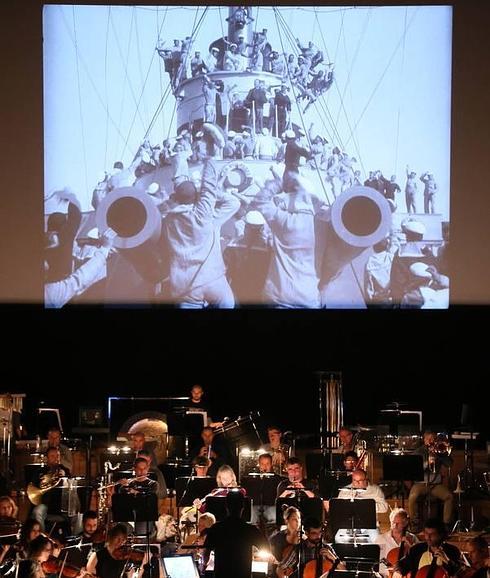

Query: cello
[381,537,414,578]
[414,547,450,578]
[302,524,340,578]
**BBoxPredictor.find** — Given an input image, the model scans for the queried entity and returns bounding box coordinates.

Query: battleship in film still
[44,6,450,308]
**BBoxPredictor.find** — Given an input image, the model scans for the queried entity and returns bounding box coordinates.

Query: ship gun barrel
[96,186,167,284]
[318,185,392,306]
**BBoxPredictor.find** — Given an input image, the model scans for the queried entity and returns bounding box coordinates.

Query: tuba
[27,467,64,505]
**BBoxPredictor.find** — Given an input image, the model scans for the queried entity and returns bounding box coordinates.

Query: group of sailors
[156,25,333,109]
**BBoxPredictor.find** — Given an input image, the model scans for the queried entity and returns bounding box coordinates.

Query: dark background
[1,2,489,444]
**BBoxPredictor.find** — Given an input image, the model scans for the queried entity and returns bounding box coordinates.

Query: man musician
[117,457,159,537]
[395,518,462,578]
[277,458,317,499]
[31,446,71,532]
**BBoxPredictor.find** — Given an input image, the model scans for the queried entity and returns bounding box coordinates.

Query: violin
[112,545,145,562]
[42,554,94,578]
[90,527,108,544]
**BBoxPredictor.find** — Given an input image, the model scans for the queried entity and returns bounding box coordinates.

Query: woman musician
[17,534,57,578]
[193,465,246,513]
[85,523,149,578]
[270,506,302,578]
[376,508,419,578]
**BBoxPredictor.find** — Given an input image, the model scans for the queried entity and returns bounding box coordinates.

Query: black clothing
[397,541,462,578]
[284,141,310,172]
[276,478,318,498]
[204,516,269,578]
[94,547,129,578]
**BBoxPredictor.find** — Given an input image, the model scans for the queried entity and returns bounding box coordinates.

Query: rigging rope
[344,7,419,150]
[71,6,89,200]
[57,7,133,151]
[104,7,111,171]
[120,8,173,158]
[394,7,408,176]
[134,10,150,130]
[272,7,333,206]
[313,7,366,176]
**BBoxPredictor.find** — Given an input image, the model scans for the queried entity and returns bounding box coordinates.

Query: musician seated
[64,510,99,568]
[17,535,54,578]
[16,519,43,560]
[270,506,302,575]
[0,495,20,567]
[299,517,344,577]
[0,495,19,521]
[130,432,158,466]
[136,449,168,498]
[118,458,159,496]
[395,518,462,578]
[31,447,71,532]
[277,458,318,499]
[249,454,283,533]
[333,426,357,454]
[117,457,159,536]
[86,523,148,578]
[190,426,228,478]
[337,468,389,513]
[176,511,216,554]
[464,536,490,578]
[41,427,73,473]
[376,507,419,577]
[408,431,454,533]
[194,465,245,513]
[192,455,212,477]
[263,426,290,475]
[342,451,358,472]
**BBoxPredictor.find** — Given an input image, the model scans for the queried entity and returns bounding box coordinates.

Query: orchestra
[0,390,487,578]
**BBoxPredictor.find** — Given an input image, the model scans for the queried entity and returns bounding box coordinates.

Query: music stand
[167,411,205,458]
[205,495,252,522]
[112,493,159,577]
[175,477,216,506]
[275,497,324,526]
[382,454,424,507]
[241,475,278,506]
[329,498,376,537]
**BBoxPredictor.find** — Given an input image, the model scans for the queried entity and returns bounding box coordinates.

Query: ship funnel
[96,187,168,284]
[318,186,392,305]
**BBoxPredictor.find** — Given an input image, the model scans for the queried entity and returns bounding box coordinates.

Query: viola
[112,545,145,562]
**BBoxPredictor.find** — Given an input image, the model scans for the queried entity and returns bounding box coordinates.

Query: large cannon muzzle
[96,187,168,285]
[319,186,392,306]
